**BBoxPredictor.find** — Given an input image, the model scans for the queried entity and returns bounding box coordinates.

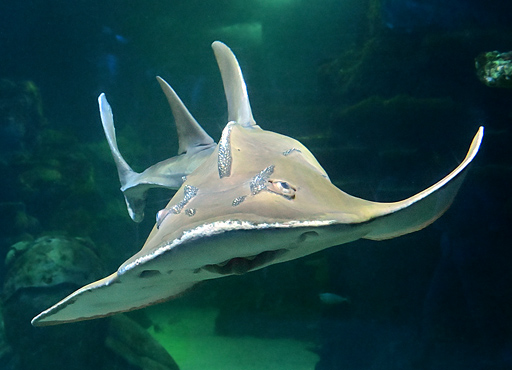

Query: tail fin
[98,94,146,222]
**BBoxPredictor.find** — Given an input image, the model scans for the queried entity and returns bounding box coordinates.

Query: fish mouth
[203,249,287,275]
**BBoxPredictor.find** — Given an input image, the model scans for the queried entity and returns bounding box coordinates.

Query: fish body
[31,41,483,326]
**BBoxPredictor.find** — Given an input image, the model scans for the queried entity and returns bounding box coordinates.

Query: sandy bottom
[147,306,319,370]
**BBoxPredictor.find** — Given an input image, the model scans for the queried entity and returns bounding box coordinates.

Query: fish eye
[280,182,290,189]
[268,180,296,199]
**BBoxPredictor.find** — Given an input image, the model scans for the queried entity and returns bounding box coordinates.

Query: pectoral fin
[364,126,484,240]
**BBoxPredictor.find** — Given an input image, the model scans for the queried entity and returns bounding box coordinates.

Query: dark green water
[1,1,511,369]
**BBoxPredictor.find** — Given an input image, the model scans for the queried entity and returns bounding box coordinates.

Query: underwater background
[1,0,511,369]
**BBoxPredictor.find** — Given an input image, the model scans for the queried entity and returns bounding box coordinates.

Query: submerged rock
[475,51,512,88]
[2,235,179,370]
[2,235,107,370]
[106,315,179,370]
[0,79,45,162]
[0,308,14,369]
[3,235,102,301]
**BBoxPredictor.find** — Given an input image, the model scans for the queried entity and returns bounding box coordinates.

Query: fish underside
[31,41,483,326]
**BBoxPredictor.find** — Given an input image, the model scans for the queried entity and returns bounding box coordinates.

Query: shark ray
[98,76,216,222]
[32,41,483,326]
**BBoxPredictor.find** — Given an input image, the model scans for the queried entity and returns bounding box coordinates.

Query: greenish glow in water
[147,305,318,370]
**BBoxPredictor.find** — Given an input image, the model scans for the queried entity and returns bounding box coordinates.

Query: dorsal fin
[211,41,257,128]
[156,76,215,155]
